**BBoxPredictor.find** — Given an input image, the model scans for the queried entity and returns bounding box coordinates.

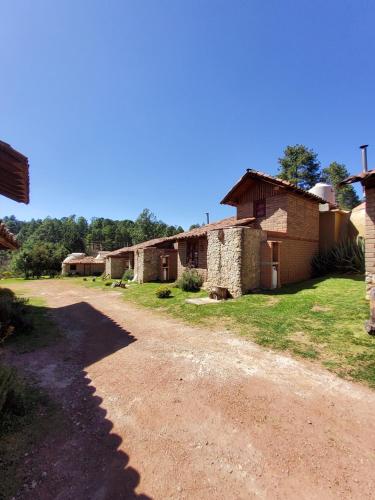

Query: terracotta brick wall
[262,236,318,286]
[286,194,319,240]
[365,188,375,286]
[177,237,208,281]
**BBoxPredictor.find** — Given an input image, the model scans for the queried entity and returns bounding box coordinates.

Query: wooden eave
[221,169,327,206]
[0,141,30,204]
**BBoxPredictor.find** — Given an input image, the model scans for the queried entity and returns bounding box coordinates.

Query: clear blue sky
[1,0,373,229]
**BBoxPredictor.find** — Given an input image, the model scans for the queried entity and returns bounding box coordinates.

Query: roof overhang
[221,169,328,206]
[339,169,375,189]
[0,141,30,204]
[0,222,19,250]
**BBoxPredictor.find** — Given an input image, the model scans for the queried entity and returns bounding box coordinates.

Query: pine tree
[321,162,361,210]
[278,144,321,190]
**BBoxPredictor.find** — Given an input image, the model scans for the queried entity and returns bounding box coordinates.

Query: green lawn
[74,274,375,387]
[2,275,374,387]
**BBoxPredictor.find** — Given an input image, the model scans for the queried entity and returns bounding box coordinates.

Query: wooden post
[365,287,375,335]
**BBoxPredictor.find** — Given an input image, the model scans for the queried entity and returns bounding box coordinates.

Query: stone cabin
[105,169,347,296]
[62,251,110,276]
[105,237,177,282]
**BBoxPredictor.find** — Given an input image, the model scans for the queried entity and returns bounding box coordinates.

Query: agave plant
[312,238,364,277]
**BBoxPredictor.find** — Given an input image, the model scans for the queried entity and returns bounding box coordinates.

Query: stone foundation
[207,227,263,297]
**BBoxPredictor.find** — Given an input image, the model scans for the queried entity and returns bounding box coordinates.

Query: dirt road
[7,280,375,499]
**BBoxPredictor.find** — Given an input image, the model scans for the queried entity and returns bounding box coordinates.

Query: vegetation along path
[7,279,375,499]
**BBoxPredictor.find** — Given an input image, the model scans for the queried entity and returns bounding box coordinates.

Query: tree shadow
[10,301,152,499]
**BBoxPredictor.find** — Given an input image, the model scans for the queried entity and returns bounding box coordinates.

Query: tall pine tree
[278,144,321,190]
[321,162,361,210]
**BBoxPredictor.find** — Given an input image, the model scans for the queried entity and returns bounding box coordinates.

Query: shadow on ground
[8,300,151,499]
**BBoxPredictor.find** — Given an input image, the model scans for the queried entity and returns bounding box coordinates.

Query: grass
[78,274,375,387]
[6,295,62,353]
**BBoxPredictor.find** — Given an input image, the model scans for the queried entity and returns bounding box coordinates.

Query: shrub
[176,269,203,292]
[156,286,172,298]
[122,269,134,281]
[0,288,32,343]
[0,271,13,279]
[92,277,96,282]
[105,282,111,286]
[312,238,365,277]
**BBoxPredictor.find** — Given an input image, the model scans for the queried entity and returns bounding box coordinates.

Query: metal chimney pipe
[360,144,369,173]
[205,212,210,224]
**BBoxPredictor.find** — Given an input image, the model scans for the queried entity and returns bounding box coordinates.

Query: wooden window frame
[254,199,266,218]
[186,240,199,268]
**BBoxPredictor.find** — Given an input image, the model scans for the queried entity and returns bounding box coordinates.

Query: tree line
[3,209,184,278]
[277,144,360,210]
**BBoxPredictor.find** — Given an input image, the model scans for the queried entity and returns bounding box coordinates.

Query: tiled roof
[171,217,255,240]
[107,236,173,257]
[221,169,328,206]
[0,140,30,204]
[0,221,19,250]
[339,169,375,188]
[64,254,108,265]
[107,217,255,257]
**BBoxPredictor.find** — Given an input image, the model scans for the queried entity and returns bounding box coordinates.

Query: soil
[5,279,375,499]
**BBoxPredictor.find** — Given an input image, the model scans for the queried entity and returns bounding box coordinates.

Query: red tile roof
[0,141,30,204]
[107,217,255,257]
[339,169,375,188]
[171,217,255,240]
[107,236,173,257]
[221,169,328,206]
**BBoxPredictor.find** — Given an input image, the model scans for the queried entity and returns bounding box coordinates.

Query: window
[70,264,77,271]
[186,240,199,268]
[254,199,266,218]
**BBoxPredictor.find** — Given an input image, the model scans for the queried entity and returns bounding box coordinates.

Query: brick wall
[177,237,208,281]
[286,194,319,240]
[365,187,375,294]
[261,236,318,286]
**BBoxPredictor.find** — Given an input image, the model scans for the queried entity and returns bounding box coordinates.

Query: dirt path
[6,279,375,499]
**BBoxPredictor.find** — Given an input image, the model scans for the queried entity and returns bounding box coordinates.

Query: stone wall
[207,227,263,297]
[107,256,128,279]
[134,247,160,283]
[241,227,262,291]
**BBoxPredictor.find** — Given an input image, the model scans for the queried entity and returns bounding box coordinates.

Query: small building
[106,169,338,296]
[62,251,110,276]
[106,237,176,282]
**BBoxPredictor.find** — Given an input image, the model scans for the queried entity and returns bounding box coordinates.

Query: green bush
[105,282,112,286]
[0,271,13,279]
[176,269,203,292]
[155,286,172,298]
[0,288,32,343]
[312,238,365,277]
[122,269,134,281]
